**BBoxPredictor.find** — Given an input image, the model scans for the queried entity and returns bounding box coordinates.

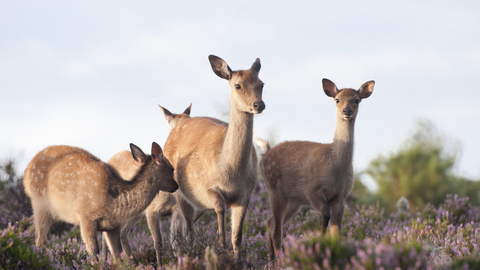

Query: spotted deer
[163,55,265,254]
[255,78,374,261]
[23,142,178,261]
[101,103,193,266]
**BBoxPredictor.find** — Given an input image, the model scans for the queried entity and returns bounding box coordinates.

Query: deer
[158,103,192,132]
[162,55,265,254]
[255,78,374,262]
[23,142,178,262]
[101,103,193,266]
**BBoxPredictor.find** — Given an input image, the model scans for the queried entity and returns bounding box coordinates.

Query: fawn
[24,142,178,261]
[255,78,374,261]
[102,104,193,266]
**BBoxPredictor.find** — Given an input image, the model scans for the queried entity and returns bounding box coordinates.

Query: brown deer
[163,55,265,254]
[101,103,193,266]
[255,78,374,261]
[23,142,178,261]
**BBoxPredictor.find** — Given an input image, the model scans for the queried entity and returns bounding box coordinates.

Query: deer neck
[219,108,254,175]
[332,116,355,167]
[108,160,158,215]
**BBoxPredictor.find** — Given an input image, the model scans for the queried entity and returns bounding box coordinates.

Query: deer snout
[253,101,266,113]
[170,182,179,193]
[342,107,354,120]
[343,107,352,115]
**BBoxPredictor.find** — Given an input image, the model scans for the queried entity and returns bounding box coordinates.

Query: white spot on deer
[41,188,46,197]
[93,182,98,186]
[88,192,93,198]
[40,173,44,179]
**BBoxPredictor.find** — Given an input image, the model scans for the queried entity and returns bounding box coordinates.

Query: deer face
[335,89,360,121]
[322,78,375,121]
[209,55,266,114]
[229,70,265,114]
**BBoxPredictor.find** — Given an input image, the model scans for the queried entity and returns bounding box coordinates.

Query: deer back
[24,145,112,222]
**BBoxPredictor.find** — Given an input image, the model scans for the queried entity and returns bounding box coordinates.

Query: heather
[2,122,480,269]
[2,170,480,269]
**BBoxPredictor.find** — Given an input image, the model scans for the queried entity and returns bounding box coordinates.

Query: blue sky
[1,1,480,188]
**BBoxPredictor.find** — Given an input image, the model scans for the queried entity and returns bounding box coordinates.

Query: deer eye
[235,84,241,90]
[335,99,340,104]
[355,99,360,104]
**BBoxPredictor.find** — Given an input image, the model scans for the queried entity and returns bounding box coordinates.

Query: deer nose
[343,107,352,115]
[171,183,179,193]
[254,101,265,112]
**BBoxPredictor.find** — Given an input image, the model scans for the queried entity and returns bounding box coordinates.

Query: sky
[1,1,480,189]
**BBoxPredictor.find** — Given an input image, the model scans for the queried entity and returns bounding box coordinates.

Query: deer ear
[151,142,164,163]
[250,58,261,74]
[130,143,147,163]
[209,55,232,80]
[359,80,375,99]
[322,78,338,98]
[183,103,192,115]
[158,105,173,123]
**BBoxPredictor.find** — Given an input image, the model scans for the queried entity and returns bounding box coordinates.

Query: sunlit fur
[23,143,177,261]
[163,55,265,253]
[256,78,374,262]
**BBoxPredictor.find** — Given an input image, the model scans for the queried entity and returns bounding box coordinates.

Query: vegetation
[358,120,480,212]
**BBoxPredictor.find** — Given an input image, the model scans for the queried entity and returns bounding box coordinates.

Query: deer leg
[104,228,122,261]
[146,209,162,267]
[206,189,226,248]
[33,203,55,247]
[268,195,289,261]
[308,193,331,235]
[176,194,196,253]
[78,217,99,261]
[231,202,249,254]
[266,215,275,262]
[329,200,345,238]
[119,219,139,264]
[101,232,108,260]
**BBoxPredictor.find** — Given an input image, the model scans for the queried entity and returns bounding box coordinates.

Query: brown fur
[163,55,265,253]
[255,78,374,261]
[23,143,178,261]
[101,104,193,265]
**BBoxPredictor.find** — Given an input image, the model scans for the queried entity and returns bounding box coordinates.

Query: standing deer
[163,55,265,254]
[255,78,374,261]
[23,142,178,261]
[102,103,193,266]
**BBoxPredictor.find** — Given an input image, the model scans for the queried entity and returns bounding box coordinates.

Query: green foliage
[0,225,49,269]
[363,120,480,212]
[284,234,357,270]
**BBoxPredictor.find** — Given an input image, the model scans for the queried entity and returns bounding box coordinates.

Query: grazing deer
[101,103,193,266]
[255,78,374,261]
[163,55,265,254]
[23,142,178,261]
